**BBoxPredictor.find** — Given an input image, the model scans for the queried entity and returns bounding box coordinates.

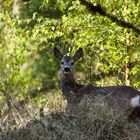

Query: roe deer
[54,46,140,113]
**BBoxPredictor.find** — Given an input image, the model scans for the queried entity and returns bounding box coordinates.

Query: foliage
[0,0,140,117]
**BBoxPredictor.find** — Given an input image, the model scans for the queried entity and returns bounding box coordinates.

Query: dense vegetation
[0,0,140,139]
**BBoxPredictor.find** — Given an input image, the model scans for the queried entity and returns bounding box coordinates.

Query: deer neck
[60,72,85,104]
[60,73,76,93]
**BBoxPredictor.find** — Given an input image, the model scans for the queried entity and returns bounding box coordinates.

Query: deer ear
[54,47,63,60]
[73,48,83,62]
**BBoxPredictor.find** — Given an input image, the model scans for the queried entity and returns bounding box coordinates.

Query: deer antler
[62,43,66,55]
[69,40,74,55]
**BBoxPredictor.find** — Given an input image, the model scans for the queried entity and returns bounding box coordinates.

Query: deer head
[54,47,83,76]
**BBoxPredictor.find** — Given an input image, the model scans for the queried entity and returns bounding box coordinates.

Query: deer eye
[71,62,74,65]
[61,62,64,65]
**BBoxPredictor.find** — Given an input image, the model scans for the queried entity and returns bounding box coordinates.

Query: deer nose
[64,67,70,72]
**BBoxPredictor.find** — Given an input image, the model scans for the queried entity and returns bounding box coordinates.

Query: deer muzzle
[64,67,71,74]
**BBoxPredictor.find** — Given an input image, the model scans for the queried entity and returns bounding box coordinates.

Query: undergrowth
[0,93,140,140]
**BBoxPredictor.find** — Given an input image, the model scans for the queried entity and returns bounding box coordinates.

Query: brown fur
[54,47,140,116]
[60,72,140,104]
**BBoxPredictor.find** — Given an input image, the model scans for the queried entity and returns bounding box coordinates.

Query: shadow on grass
[1,96,140,140]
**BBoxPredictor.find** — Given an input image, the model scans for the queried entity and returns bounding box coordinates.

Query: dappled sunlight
[0,0,140,139]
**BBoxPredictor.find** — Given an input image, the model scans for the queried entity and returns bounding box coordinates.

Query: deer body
[54,47,140,110]
[60,72,140,106]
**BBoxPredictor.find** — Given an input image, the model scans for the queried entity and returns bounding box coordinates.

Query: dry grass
[0,93,140,140]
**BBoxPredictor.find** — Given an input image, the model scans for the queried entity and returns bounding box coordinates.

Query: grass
[0,93,140,140]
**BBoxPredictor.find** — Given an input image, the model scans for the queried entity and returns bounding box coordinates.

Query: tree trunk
[0,0,5,8]
[125,62,130,86]
[124,1,131,86]
[125,31,131,86]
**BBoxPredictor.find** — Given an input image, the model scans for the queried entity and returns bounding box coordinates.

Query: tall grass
[0,93,140,140]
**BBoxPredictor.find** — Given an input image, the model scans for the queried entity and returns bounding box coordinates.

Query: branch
[80,0,140,34]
